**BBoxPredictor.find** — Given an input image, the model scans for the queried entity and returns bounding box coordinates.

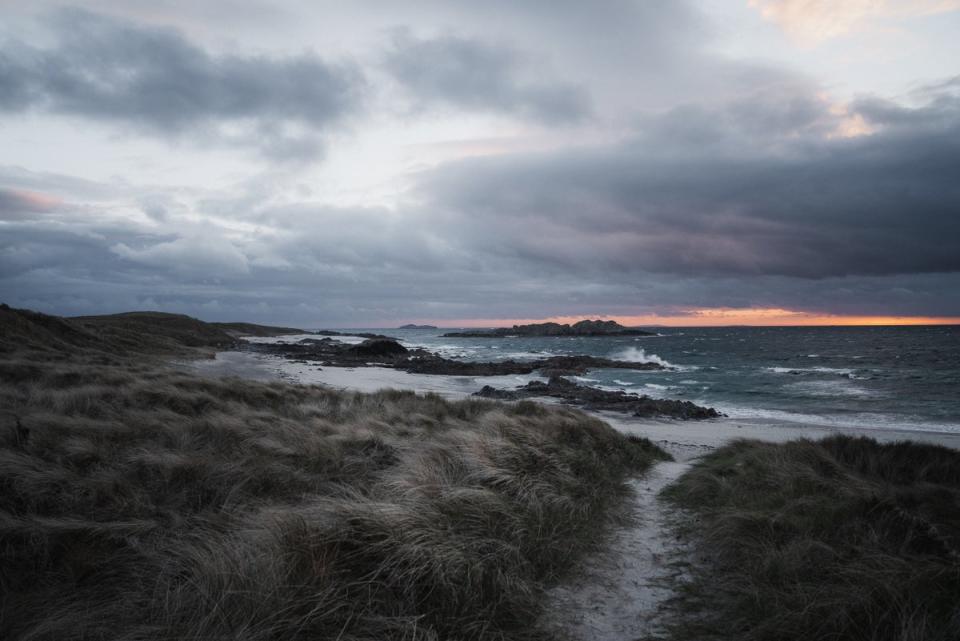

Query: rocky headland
[442,319,654,337]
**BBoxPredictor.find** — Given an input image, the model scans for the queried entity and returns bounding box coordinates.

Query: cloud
[0,188,62,220]
[111,236,250,277]
[2,77,959,324]
[1,3,958,324]
[750,0,960,44]
[383,30,590,123]
[0,8,364,159]
[417,80,960,281]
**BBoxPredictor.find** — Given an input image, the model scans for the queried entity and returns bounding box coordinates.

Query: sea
[321,325,960,434]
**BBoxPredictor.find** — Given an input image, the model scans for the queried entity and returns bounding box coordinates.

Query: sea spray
[613,346,675,368]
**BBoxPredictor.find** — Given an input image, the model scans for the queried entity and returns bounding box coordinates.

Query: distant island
[398,324,438,329]
[443,319,654,338]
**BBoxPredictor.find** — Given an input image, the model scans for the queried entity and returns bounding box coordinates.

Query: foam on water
[611,347,686,369]
[244,333,370,345]
[783,380,883,399]
[719,404,960,434]
[572,376,600,384]
[765,366,855,375]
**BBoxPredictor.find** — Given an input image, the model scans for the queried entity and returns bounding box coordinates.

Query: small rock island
[443,319,654,338]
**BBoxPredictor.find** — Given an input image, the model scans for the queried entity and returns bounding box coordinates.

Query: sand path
[541,460,691,641]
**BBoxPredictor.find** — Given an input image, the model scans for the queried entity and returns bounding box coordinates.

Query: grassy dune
[0,307,670,640]
[662,437,960,641]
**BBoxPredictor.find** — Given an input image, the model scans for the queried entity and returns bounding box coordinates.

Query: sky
[1,0,959,327]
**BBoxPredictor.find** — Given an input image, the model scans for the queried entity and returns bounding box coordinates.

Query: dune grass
[0,355,669,641]
[661,436,960,641]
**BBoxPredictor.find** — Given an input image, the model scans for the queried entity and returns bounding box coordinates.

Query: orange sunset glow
[429,308,960,328]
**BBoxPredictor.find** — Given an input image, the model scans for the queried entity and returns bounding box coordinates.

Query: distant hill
[443,319,654,338]
[397,324,438,330]
[0,305,242,357]
[212,322,307,337]
[71,311,237,353]
[0,304,104,354]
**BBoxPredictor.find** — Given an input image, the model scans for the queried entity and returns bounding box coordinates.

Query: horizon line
[364,310,960,329]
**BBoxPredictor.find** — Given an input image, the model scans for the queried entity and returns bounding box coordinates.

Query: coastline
[6,306,960,640]
[187,349,960,459]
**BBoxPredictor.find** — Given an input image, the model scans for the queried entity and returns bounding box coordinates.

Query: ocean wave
[765,366,855,376]
[619,383,679,398]
[571,376,600,384]
[717,405,960,434]
[783,380,882,399]
[612,346,698,370]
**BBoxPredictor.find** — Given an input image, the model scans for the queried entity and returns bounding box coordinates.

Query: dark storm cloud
[0,8,363,158]
[419,85,960,281]
[383,31,589,123]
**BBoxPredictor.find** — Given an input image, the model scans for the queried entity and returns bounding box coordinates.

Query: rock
[443,319,654,338]
[475,385,522,400]
[315,330,397,340]
[402,356,537,376]
[475,376,722,420]
[349,339,409,357]
[398,324,438,329]
[401,354,661,376]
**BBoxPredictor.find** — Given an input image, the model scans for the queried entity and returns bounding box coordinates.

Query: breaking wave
[613,346,701,371]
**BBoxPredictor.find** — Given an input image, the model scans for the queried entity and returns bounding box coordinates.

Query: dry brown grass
[660,437,960,641]
[0,355,669,640]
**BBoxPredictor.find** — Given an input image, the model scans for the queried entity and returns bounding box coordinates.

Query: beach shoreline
[186,349,960,460]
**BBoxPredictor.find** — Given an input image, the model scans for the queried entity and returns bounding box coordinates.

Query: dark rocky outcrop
[349,339,409,358]
[398,324,438,329]
[443,319,654,338]
[315,330,396,340]
[476,377,722,420]
[405,354,663,376]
